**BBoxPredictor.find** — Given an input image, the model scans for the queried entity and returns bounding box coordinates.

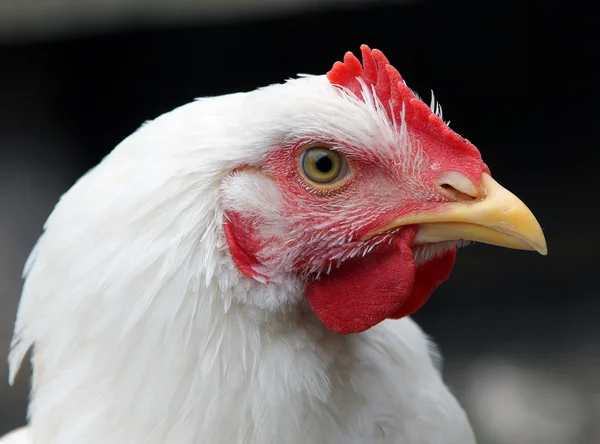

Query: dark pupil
[315,153,333,173]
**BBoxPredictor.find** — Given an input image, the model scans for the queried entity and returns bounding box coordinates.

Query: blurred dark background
[0,1,597,443]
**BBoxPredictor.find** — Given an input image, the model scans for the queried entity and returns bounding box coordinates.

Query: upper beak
[363,173,547,255]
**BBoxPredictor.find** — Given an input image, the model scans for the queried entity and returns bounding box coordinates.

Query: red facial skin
[223,137,479,334]
[223,46,488,334]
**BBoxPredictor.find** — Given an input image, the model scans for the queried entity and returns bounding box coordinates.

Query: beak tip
[529,232,547,256]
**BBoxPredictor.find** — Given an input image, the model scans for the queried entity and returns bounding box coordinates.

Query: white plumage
[2,48,546,443]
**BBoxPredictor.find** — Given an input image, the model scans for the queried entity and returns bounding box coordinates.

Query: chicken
[1,45,546,444]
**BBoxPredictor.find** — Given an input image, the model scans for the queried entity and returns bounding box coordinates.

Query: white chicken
[1,45,546,444]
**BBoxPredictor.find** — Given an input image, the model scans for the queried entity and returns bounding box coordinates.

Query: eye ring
[297,146,351,192]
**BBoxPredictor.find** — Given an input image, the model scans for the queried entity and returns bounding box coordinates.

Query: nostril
[438,171,481,202]
[439,183,477,202]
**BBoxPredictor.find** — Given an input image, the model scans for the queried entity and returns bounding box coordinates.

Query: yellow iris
[300,147,343,184]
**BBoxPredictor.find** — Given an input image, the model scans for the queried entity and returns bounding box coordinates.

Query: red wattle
[305,228,455,334]
[305,229,416,334]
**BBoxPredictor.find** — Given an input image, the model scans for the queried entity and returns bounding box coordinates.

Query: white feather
[0,428,29,444]
[4,75,475,444]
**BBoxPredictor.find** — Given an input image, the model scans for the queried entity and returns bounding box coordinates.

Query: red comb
[327,45,479,157]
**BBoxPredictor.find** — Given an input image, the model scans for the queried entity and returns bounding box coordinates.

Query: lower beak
[364,173,547,255]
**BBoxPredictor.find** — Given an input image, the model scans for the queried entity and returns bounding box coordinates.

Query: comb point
[371,49,391,67]
[360,45,377,85]
[343,52,363,74]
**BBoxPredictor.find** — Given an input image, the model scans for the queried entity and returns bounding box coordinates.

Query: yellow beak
[363,173,547,255]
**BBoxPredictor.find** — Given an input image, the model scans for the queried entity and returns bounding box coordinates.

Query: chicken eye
[300,147,347,185]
